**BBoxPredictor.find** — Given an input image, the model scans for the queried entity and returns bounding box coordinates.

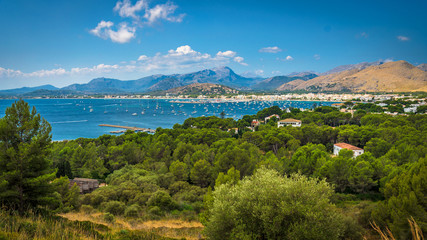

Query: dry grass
[370,217,424,240]
[60,211,204,240]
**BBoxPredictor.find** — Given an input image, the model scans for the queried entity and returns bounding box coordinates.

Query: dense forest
[0,100,426,239]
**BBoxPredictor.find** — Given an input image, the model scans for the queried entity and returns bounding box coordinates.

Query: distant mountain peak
[321,60,386,76]
[212,66,232,71]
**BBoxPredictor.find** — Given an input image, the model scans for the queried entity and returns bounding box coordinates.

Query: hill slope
[417,64,427,71]
[162,83,239,95]
[252,72,317,90]
[278,61,427,92]
[0,85,58,95]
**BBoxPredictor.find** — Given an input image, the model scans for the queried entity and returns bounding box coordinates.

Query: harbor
[99,124,156,134]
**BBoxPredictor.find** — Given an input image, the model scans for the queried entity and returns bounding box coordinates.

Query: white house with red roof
[251,119,260,128]
[265,114,280,122]
[333,143,364,157]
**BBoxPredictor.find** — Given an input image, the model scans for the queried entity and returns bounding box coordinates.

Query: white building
[277,118,302,127]
[265,114,280,122]
[333,143,364,157]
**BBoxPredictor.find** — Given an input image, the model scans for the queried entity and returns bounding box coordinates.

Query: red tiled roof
[334,143,363,151]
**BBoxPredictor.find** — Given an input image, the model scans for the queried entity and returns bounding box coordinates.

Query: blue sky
[0,0,426,89]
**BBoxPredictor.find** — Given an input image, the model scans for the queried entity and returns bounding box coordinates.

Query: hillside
[162,83,239,95]
[252,72,317,90]
[0,84,58,96]
[278,60,427,92]
[319,60,385,76]
[418,63,427,71]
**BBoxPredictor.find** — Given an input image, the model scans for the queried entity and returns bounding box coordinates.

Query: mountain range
[1,60,426,96]
[277,61,427,92]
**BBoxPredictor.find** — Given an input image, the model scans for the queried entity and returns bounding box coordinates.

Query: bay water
[0,99,338,141]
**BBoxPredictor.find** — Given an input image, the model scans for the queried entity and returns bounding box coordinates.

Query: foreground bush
[203,168,360,240]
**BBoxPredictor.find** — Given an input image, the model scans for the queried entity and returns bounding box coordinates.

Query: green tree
[348,160,376,193]
[0,100,56,214]
[317,150,354,192]
[215,166,240,186]
[371,158,427,239]
[51,176,80,212]
[365,138,392,158]
[169,160,189,181]
[203,168,351,240]
[190,159,212,187]
[290,143,329,176]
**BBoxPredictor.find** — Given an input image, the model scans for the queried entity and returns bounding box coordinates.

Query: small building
[277,118,302,127]
[69,178,99,194]
[251,120,260,128]
[227,128,239,134]
[265,114,280,122]
[404,107,417,113]
[333,143,364,157]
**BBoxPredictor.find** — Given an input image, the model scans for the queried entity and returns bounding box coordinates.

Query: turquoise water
[0,99,338,141]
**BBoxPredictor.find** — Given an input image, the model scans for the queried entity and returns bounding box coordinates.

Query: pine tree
[0,100,56,214]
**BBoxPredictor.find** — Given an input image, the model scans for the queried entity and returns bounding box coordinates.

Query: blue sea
[0,99,338,141]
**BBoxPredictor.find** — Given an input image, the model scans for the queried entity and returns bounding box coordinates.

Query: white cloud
[0,67,24,78]
[255,69,264,76]
[90,0,185,43]
[1,45,249,87]
[114,0,146,20]
[90,21,135,43]
[356,32,369,39]
[397,35,409,41]
[168,45,197,56]
[276,55,294,62]
[272,70,281,75]
[216,50,237,58]
[90,20,114,36]
[144,2,185,24]
[313,54,320,60]
[109,23,136,43]
[259,46,282,53]
[137,55,148,61]
[233,56,248,66]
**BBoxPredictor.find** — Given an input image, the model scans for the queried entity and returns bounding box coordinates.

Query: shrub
[81,205,95,214]
[147,190,177,211]
[203,168,356,240]
[101,201,126,216]
[124,204,141,218]
[103,212,115,223]
[148,206,162,216]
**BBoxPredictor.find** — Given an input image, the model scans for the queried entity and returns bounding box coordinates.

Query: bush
[101,201,126,216]
[124,204,141,218]
[103,212,115,223]
[147,190,177,211]
[81,205,95,214]
[148,206,163,216]
[203,168,356,240]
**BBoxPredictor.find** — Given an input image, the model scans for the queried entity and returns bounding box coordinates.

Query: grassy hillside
[278,61,427,92]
